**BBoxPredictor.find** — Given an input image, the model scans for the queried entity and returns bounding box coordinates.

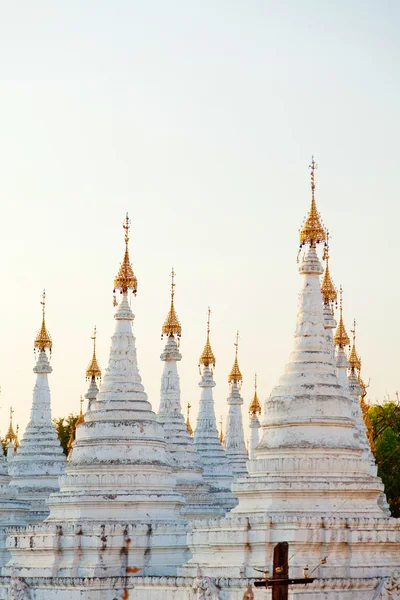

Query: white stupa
[179,158,400,598]
[4,216,189,582]
[8,292,66,523]
[193,309,237,512]
[223,333,248,478]
[84,326,102,411]
[157,270,224,519]
[248,374,261,460]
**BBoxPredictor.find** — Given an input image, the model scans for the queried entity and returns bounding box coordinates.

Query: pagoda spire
[34,290,52,357]
[321,232,337,362]
[194,309,237,512]
[9,291,65,523]
[348,320,362,371]
[113,213,138,301]
[186,403,193,436]
[161,268,182,340]
[224,332,248,478]
[158,278,224,519]
[249,373,261,460]
[85,326,102,410]
[299,156,327,250]
[219,416,224,444]
[334,286,351,396]
[334,286,350,348]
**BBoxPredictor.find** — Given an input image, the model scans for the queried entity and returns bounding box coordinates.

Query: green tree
[53,413,79,456]
[369,400,400,517]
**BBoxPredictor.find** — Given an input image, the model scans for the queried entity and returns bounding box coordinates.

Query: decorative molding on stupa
[194,309,237,512]
[223,333,248,478]
[5,216,190,578]
[157,271,224,519]
[8,292,66,524]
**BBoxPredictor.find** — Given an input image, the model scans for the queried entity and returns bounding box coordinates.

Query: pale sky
[0,1,399,438]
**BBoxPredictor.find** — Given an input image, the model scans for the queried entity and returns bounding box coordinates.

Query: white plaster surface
[223,381,248,478]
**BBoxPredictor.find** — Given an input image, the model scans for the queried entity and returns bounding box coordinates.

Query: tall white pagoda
[8,292,66,523]
[248,374,261,460]
[193,309,237,512]
[4,216,189,585]
[223,333,248,478]
[85,326,102,410]
[157,270,224,519]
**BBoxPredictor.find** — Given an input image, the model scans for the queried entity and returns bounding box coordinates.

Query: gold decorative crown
[113,214,138,295]
[349,320,362,371]
[186,402,193,436]
[321,232,337,306]
[333,286,350,347]
[86,326,102,380]
[299,157,326,247]
[228,331,242,383]
[34,290,52,354]
[199,308,216,368]
[249,373,262,418]
[162,269,182,339]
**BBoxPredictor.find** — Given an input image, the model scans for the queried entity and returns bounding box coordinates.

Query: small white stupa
[223,332,248,478]
[194,309,237,512]
[84,326,102,410]
[157,270,224,519]
[248,374,261,460]
[8,291,66,523]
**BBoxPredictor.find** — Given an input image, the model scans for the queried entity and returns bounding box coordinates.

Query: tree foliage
[369,400,400,518]
[53,413,79,456]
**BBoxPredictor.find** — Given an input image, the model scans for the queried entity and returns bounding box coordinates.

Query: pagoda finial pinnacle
[113,213,138,297]
[349,319,362,371]
[199,307,216,369]
[228,331,243,385]
[321,231,337,308]
[185,402,193,436]
[5,406,18,446]
[86,326,102,380]
[299,156,326,249]
[334,285,350,348]
[162,268,182,339]
[249,371,262,419]
[76,396,85,426]
[34,289,52,356]
[219,415,224,444]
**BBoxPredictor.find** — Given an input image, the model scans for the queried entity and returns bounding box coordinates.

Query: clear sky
[0,1,399,438]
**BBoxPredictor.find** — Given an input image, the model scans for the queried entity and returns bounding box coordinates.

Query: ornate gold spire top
[199,307,216,368]
[219,415,224,444]
[186,402,193,436]
[299,157,327,248]
[4,406,18,445]
[76,396,85,427]
[34,290,52,355]
[86,326,102,380]
[321,231,337,307]
[249,373,262,419]
[349,319,362,371]
[162,268,182,339]
[113,214,138,296]
[333,286,350,347]
[228,331,243,384]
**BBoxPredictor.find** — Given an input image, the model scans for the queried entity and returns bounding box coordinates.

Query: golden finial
[162,268,182,339]
[349,319,362,371]
[228,331,243,384]
[86,326,102,380]
[15,424,20,449]
[321,231,337,307]
[4,406,18,445]
[186,402,193,436]
[249,373,262,419]
[75,396,85,427]
[333,286,350,347]
[219,415,224,444]
[34,290,52,355]
[199,308,216,369]
[113,213,138,296]
[299,156,327,248]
